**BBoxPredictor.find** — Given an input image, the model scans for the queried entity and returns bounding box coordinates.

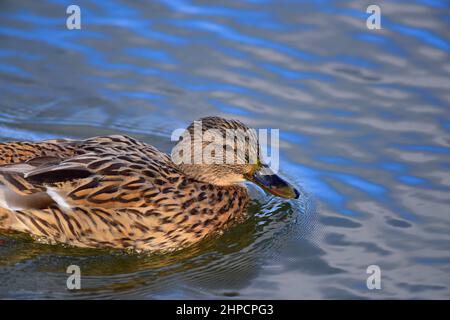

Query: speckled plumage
[0,133,249,251]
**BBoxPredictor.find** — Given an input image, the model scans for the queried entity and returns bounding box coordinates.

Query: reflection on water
[0,0,449,299]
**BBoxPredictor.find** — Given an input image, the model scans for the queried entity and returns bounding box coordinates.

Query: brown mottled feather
[0,135,249,251]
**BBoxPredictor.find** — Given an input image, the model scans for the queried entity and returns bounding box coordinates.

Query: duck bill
[246,165,299,199]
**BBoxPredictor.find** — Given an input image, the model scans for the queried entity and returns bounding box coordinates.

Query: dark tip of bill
[294,187,300,199]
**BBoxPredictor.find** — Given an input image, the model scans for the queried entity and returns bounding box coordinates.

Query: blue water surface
[0,0,449,299]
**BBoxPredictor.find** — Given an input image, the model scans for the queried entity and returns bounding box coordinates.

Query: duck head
[172,116,299,199]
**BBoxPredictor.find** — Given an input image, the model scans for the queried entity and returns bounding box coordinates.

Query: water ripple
[0,0,449,299]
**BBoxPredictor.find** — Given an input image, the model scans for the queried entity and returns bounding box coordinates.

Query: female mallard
[0,117,298,251]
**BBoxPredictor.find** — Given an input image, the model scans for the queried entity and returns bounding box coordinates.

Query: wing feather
[0,135,175,212]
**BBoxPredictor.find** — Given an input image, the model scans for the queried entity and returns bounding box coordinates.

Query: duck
[0,116,299,251]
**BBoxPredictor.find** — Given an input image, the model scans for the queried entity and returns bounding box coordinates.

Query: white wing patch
[46,188,71,211]
[0,186,13,210]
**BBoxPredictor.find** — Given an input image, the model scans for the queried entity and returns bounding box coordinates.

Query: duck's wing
[0,135,183,247]
[0,150,177,211]
[0,155,89,212]
[0,134,175,202]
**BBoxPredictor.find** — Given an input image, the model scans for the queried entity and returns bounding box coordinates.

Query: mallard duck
[0,117,298,251]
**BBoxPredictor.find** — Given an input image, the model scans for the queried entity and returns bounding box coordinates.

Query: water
[0,0,449,299]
